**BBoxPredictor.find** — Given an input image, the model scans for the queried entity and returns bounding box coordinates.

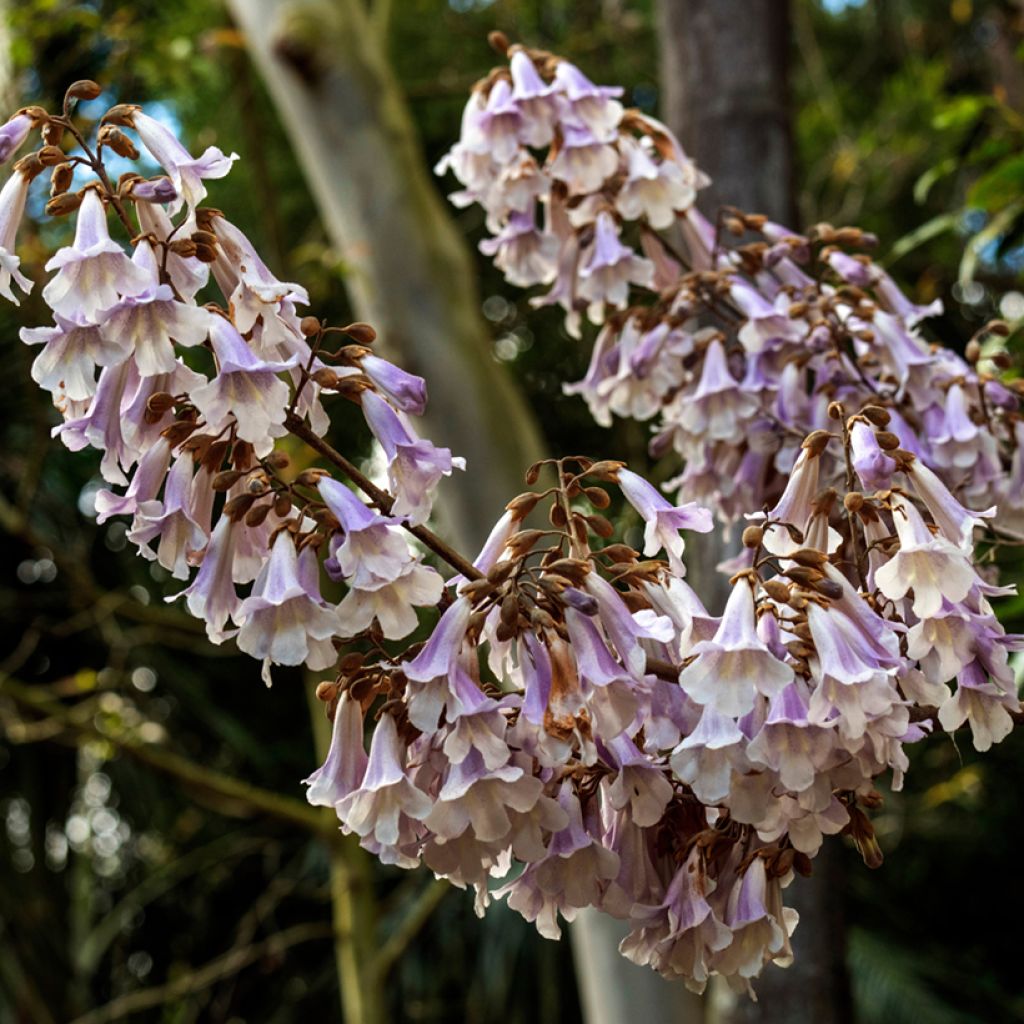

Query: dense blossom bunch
[439,39,1024,533]
[6,70,1022,996]
[6,85,461,681]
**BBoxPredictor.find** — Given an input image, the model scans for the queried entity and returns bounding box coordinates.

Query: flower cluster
[5,72,1022,997]
[439,42,1024,534]
[305,436,1020,993]
[5,84,458,684]
[438,42,706,338]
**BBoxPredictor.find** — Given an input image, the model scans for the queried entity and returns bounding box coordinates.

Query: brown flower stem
[284,414,483,582]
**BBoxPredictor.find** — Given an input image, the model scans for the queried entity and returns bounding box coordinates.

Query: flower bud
[38,145,65,167]
[860,404,891,427]
[98,125,138,159]
[802,429,832,456]
[343,322,377,345]
[45,190,84,216]
[488,29,511,54]
[168,239,198,258]
[300,316,321,337]
[49,162,73,197]
[741,525,764,549]
[41,121,64,147]
[66,80,103,101]
[100,103,138,127]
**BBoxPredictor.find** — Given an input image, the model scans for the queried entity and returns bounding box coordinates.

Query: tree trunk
[658,0,796,226]
[225,0,546,550]
[657,4,853,1023]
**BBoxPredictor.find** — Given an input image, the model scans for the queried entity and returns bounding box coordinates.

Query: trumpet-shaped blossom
[43,190,151,322]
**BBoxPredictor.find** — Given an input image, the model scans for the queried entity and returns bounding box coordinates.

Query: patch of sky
[822,0,867,11]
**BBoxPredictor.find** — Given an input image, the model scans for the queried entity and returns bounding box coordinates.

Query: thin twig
[284,414,482,582]
[370,879,449,982]
[67,922,333,1024]
[0,674,338,840]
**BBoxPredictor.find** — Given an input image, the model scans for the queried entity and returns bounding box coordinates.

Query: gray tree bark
[225,0,545,551]
[657,5,853,1023]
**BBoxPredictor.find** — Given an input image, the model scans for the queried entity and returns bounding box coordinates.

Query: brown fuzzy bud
[584,486,610,509]
[311,368,342,389]
[245,502,273,527]
[499,592,520,627]
[600,543,638,562]
[41,121,64,147]
[965,339,982,364]
[524,462,543,486]
[620,590,651,613]
[14,153,45,180]
[223,492,258,521]
[874,430,901,451]
[741,525,764,549]
[191,230,218,246]
[66,80,103,101]
[549,503,567,527]
[161,419,198,446]
[506,528,545,555]
[168,239,198,258]
[844,492,865,513]
[232,441,255,471]
[97,125,138,159]
[987,319,1011,337]
[296,468,330,488]
[789,548,828,568]
[585,460,626,481]
[506,491,541,518]
[335,377,374,401]
[762,579,791,603]
[802,429,832,456]
[315,679,339,702]
[584,514,615,539]
[300,316,321,337]
[993,351,1013,370]
[37,145,65,167]
[343,322,377,345]
[545,558,589,584]
[193,242,218,263]
[827,401,844,420]
[486,559,516,585]
[459,578,495,605]
[145,391,177,416]
[45,190,84,217]
[724,216,745,236]
[785,566,824,586]
[860,405,891,427]
[488,30,511,54]
[100,103,138,127]
[212,469,245,491]
[273,494,293,519]
[49,162,74,197]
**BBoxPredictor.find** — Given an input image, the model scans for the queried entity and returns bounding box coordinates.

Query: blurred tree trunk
[224,0,545,552]
[657,5,852,1024]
